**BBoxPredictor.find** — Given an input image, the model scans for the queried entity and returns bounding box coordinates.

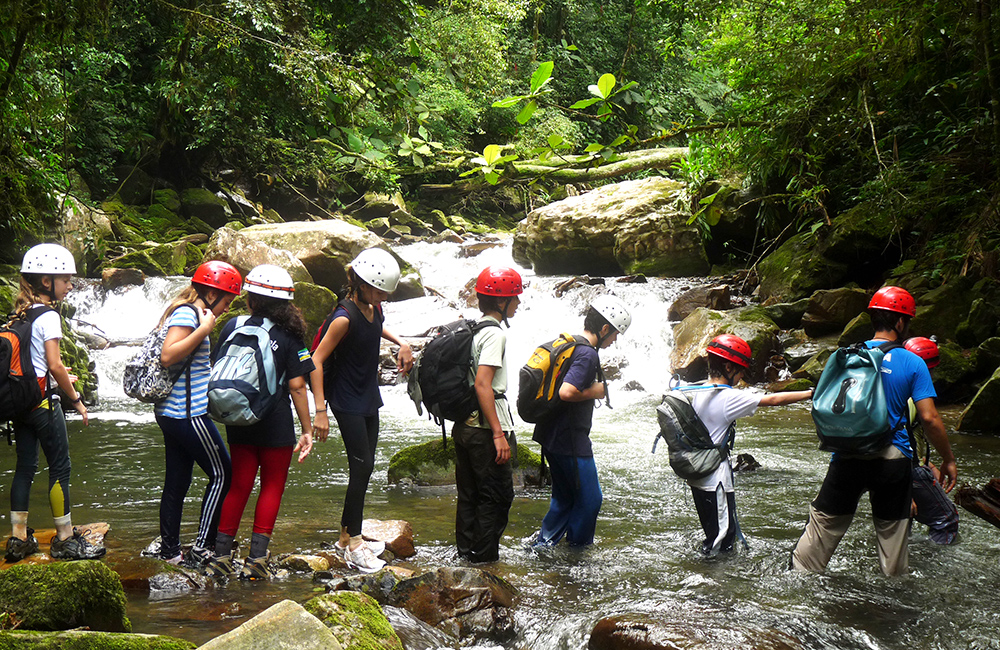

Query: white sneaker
[333,540,348,559]
[345,545,386,573]
[335,539,385,558]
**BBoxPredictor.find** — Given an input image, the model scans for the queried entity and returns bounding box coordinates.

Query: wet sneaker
[50,530,106,560]
[239,554,273,581]
[5,528,39,562]
[162,553,183,565]
[345,544,386,574]
[334,539,386,558]
[184,545,214,568]
[204,553,238,578]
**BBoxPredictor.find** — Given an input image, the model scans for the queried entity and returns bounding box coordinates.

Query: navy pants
[912,465,959,544]
[539,452,602,546]
[453,422,515,563]
[156,414,231,558]
[11,403,71,517]
[333,411,379,537]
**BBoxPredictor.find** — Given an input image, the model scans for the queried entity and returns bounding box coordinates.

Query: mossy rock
[974,338,1000,376]
[211,293,249,343]
[152,189,182,214]
[762,298,809,329]
[0,630,194,649]
[105,242,202,277]
[59,318,97,402]
[792,348,835,383]
[180,188,232,229]
[0,561,130,632]
[837,312,872,346]
[303,591,402,650]
[0,276,19,316]
[293,282,337,344]
[955,295,999,348]
[758,231,849,303]
[909,276,976,342]
[933,341,975,403]
[388,438,544,487]
[957,366,1000,434]
[669,307,781,381]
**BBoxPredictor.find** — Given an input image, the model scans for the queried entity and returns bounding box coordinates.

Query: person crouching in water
[454,266,523,563]
[531,295,631,547]
[688,335,812,555]
[310,248,413,573]
[5,243,103,561]
[209,265,316,580]
[156,260,241,566]
[903,336,958,545]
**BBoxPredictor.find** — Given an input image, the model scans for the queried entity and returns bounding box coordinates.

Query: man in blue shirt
[791,286,958,576]
[531,295,632,547]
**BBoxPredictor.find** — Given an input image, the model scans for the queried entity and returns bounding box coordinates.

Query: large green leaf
[516,99,538,124]
[483,144,502,165]
[529,61,554,94]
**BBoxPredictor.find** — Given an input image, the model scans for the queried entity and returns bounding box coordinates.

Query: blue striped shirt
[154,305,210,419]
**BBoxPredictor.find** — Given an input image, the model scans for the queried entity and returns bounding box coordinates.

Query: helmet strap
[197,287,223,312]
[499,297,511,327]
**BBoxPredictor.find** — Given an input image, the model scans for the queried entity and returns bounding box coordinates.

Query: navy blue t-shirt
[325,301,384,417]
[531,344,600,457]
[213,316,315,447]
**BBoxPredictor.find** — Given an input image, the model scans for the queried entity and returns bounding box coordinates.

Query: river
[3,237,998,649]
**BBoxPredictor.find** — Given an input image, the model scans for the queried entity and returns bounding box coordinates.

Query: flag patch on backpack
[407,318,500,438]
[517,333,594,423]
[811,341,901,454]
[652,384,735,480]
[1,307,52,425]
[208,316,285,426]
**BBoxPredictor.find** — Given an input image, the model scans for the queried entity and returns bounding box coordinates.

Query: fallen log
[955,478,1000,529]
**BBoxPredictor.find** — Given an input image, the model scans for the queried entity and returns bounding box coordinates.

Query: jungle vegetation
[2,0,998,277]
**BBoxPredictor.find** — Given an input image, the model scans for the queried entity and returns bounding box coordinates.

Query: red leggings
[218,444,293,537]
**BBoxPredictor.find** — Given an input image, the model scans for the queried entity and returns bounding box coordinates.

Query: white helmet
[21,243,77,275]
[245,264,295,300]
[351,248,400,292]
[591,295,632,334]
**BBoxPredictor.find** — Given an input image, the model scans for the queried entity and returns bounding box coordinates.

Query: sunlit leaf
[347,133,364,152]
[597,73,616,98]
[484,171,500,185]
[516,99,538,124]
[547,134,564,149]
[570,97,602,109]
[483,144,502,165]
[584,143,603,152]
[492,96,523,108]
[530,61,554,94]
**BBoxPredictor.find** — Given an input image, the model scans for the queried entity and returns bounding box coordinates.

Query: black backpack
[408,318,501,443]
[1,307,53,440]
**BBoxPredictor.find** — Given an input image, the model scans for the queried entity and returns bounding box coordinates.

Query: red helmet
[707,334,752,369]
[868,286,916,317]
[192,260,242,295]
[904,336,939,369]
[476,266,523,297]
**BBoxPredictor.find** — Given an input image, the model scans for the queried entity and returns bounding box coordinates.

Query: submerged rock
[387,438,546,488]
[198,599,343,650]
[589,613,805,650]
[304,591,403,650]
[0,561,130,632]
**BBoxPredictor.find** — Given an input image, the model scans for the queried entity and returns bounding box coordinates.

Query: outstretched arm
[758,388,813,407]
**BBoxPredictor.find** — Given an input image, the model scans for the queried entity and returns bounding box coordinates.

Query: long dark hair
[247,293,307,342]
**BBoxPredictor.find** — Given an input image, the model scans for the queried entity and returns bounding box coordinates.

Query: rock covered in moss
[0,630,194,649]
[106,242,203,277]
[763,298,810,330]
[801,288,869,337]
[180,188,232,228]
[669,306,780,381]
[957,366,1000,434]
[387,438,545,488]
[0,561,131,632]
[933,340,975,402]
[294,282,337,343]
[514,177,708,277]
[199,599,344,650]
[304,591,402,650]
[58,319,97,402]
[837,312,872,346]
[59,194,114,276]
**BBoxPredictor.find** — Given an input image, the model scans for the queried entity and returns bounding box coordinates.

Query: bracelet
[493,434,506,440]
[69,396,83,404]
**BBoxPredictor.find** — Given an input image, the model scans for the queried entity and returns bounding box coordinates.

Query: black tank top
[325,299,384,416]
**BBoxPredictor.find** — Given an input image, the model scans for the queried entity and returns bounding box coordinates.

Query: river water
[4,237,998,649]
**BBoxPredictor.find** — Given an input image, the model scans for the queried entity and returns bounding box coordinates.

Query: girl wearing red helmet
[154,260,241,566]
[685,334,812,555]
[453,265,523,563]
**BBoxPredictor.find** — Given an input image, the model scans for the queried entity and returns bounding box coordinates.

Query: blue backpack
[811,341,901,454]
[208,316,285,426]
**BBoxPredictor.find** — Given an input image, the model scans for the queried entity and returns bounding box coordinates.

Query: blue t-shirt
[155,305,210,419]
[531,344,600,457]
[865,339,937,458]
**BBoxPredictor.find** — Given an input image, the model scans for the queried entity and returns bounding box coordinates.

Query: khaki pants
[791,445,912,576]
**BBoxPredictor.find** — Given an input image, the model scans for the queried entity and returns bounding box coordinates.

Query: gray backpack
[123,304,199,406]
[652,382,735,480]
[208,316,284,426]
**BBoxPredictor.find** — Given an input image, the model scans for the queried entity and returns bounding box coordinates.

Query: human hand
[313,410,329,443]
[397,343,414,375]
[294,432,313,462]
[493,433,510,465]
[938,460,957,493]
[74,399,88,427]
[197,307,216,330]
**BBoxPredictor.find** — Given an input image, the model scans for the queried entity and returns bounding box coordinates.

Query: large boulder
[909,276,976,342]
[105,241,203,277]
[801,288,870,337]
[0,561,130,632]
[387,438,546,488]
[198,599,344,650]
[294,282,338,344]
[956,366,1000,434]
[668,285,731,322]
[239,220,384,291]
[59,194,115,277]
[304,592,403,650]
[203,227,312,284]
[383,567,516,643]
[669,307,781,381]
[933,341,976,403]
[180,188,232,229]
[513,177,709,277]
[0,630,194,649]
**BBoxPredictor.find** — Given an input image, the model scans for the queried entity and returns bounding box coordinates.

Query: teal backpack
[811,341,901,454]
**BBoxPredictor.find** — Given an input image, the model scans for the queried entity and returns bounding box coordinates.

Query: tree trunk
[509,147,688,183]
[0,22,32,100]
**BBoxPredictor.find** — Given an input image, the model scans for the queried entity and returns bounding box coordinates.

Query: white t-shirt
[464,316,514,433]
[28,305,62,390]
[685,386,762,492]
